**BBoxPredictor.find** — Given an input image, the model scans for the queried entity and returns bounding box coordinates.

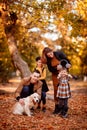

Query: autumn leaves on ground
[0,79,87,130]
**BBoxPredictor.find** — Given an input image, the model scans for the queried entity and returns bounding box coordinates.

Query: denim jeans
[20,85,30,98]
[41,92,46,105]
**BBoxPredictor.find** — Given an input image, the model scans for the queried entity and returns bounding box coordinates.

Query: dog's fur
[12,93,40,116]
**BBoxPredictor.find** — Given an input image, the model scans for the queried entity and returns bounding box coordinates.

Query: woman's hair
[42,47,52,56]
[41,47,52,63]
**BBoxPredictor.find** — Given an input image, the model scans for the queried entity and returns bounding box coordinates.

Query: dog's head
[30,93,40,104]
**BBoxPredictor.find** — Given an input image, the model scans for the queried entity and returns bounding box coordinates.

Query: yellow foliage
[76,0,87,20]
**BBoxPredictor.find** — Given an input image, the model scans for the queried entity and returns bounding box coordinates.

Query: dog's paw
[27,112,34,116]
[27,114,32,117]
[30,112,34,115]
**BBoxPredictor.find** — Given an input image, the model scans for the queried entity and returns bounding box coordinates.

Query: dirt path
[0,80,87,130]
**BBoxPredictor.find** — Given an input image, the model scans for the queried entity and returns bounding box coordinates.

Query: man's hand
[19,99,25,105]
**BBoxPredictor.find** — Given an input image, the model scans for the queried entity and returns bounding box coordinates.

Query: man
[41,47,71,114]
[15,70,42,105]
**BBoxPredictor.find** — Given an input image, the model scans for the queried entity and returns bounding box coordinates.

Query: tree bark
[7,36,31,77]
[0,3,31,78]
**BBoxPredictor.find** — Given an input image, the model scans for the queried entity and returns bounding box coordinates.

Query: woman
[41,47,70,114]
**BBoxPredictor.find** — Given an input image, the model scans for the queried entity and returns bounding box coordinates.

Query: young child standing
[56,59,72,118]
[35,56,49,112]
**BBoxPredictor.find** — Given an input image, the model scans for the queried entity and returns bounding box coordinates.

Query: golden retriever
[12,93,40,116]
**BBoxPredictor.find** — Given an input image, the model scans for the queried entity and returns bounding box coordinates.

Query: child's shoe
[61,111,68,118]
[53,104,62,114]
[42,107,46,112]
[61,113,68,118]
[61,106,68,118]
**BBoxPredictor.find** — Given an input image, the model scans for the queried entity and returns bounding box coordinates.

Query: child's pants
[38,92,46,107]
[41,92,46,105]
[58,98,68,115]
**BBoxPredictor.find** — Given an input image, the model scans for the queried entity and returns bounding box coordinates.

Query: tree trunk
[7,36,31,77]
[0,3,31,78]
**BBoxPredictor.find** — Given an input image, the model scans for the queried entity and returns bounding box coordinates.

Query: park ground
[0,78,87,130]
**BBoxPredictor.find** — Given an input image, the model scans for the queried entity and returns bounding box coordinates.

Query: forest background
[0,0,87,82]
[0,1,87,129]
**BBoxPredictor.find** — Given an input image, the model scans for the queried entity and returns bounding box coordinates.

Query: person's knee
[23,86,29,92]
[20,86,29,98]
